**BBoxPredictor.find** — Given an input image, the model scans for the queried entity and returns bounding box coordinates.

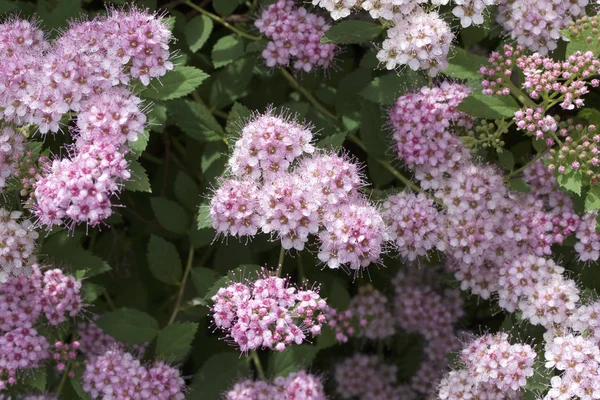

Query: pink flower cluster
[544,334,600,399]
[497,0,587,54]
[0,326,49,390]
[254,0,337,72]
[0,10,171,132]
[210,273,326,352]
[0,126,24,192]
[514,107,558,142]
[460,333,536,391]
[438,369,520,400]
[390,81,472,171]
[211,111,388,270]
[381,192,445,261]
[82,348,185,400]
[347,285,395,340]
[224,371,326,400]
[334,354,417,400]
[52,341,79,375]
[0,208,38,282]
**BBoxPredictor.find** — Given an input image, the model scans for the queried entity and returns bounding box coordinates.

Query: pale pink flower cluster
[452,0,495,27]
[210,274,326,352]
[211,112,388,270]
[0,209,38,282]
[52,341,79,375]
[544,334,600,400]
[325,307,356,343]
[347,285,395,340]
[460,333,536,391]
[381,192,445,261]
[254,0,337,72]
[497,0,587,54]
[390,81,472,171]
[438,369,520,400]
[570,300,600,342]
[224,371,326,400]
[82,348,185,400]
[0,126,24,192]
[514,107,558,142]
[574,211,600,262]
[334,354,417,400]
[0,326,49,390]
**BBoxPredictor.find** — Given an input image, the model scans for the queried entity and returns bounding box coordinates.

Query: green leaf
[509,178,531,193]
[142,66,209,101]
[42,232,111,277]
[562,25,598,56]
[586,186,600,211]
[147,235,183,285]
[316,131,347,150]
[24,368,46,392]
[156,322,198,363]
[579,108,600,126]
[37,0,81,31]
[197,204,212,230]
[445,47,489,81]
[321,21,382,44]
[267,345,319,379]
[360,71,426,105]
[124,160,152,193]
[202,142,226,173]
[185,15,213,53]
[167,99,224,142]
[192,267,220,298]
[130,130,150,157]
[82,282,104,303]
[69,364,93,400]
[209,57,256,108]
[497,150,515,171]
[212,35,245,68]
[328,279,351,309]
[151,197,191,235]
[147,104,168,133]
[360,101,388,159]
[174,171,199,210]
[226,102,252,138]
[557,170,583,195]
[457,93,520,119]
[188,352,250,399]
[95,308,160,344]
[213,0,240,16]
[204,265,262,301]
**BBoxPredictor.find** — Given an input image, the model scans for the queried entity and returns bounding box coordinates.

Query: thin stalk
[279,69,338,121]
[276,246,285,277]
[55,363,70,397]
[184,1,261,41]
[167,246,195,325]
[506,148,550,180]
[250,350,267,380]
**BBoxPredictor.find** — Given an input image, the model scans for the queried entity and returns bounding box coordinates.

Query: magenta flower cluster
[210,273,327,352]
[254,0,337,72]
[224,371,326,400]
[52,340,79,375]
[0,10,173,229]
[82,347,185,400]
[210,111,389,270]
[0,208,38,282]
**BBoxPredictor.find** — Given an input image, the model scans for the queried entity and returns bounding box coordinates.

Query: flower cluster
[496,0,587,54]
[254,0,337,72]
[52,341,79,375]
[210,273,326,352]
[0,327,50,390]
[334,354,416,400]
[390,81,472,172]
[347,285,395,340]
[0,126,24,192]
[438,369,520,400]
[460,333,536,391]
[224,371,326,400]
[210,111,388,270]
[0,208,38,282]
[82,348,185,400]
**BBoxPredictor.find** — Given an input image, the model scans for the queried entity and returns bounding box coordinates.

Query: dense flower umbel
[0,327,50,390]
[82,348,185,400]
[224,371,326,400]
[438,369,521,400]
[211,273,326,352]
[0,209,38,282]
[0,126,24,192]
[254,0,337,72]
[461,333,536,391]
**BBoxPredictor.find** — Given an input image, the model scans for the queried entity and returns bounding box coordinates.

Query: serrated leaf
[174,171,199,210]
[204,265,262,301]
[185,15,213,53]
[142,66,209,101]
[192,267,220,298]
[42,232,111,277]
[457,93,520,119]
[82,282,104,303]
[147,104,168,133]
[360,101,388,159]
[210,57,256,108]
[95,308,159,344]
[125,159,152,193]
[445,46,489,81]
[167,99,224,142]
[509,178,531,193]
[197,204,212,230]
[321,20,382,44]
[189,352,250,399]
[267,345,319,379]
[151,197,191,234]
[557,170,583,195]
[147,235,183,285]
[360,71,426,105]
[226,102,252,138]
[24,368,46,392]
[213,0,240,16]
[156,322,198,363]
[316,131,347,150]
[130,130,150,156]
[497,150,515,171]
[212,35,245,68]
[202,142,226,173]
[586,186,600,211]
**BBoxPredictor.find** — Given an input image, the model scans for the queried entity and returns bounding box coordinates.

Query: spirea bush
[2,0,600,399]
